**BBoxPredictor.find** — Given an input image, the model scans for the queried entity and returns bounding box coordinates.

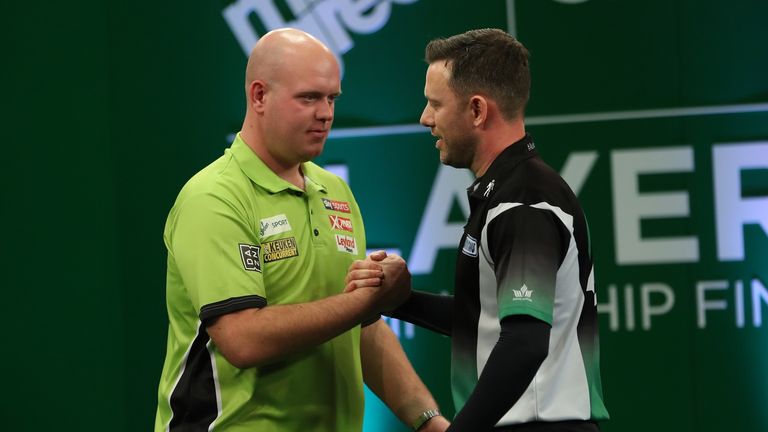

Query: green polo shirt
[155,133,368,432]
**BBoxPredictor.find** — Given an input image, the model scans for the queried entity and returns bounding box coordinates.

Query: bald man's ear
[470,95,488,128]
[248,80,267,113]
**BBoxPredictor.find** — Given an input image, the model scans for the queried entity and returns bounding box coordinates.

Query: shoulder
[491,156,573,207]
[170,153,257,221]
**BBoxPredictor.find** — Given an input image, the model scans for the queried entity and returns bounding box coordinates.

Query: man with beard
[354,28,609,431]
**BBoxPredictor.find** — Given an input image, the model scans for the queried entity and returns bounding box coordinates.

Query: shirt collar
[231,133,327,194]
[468,133,537,200]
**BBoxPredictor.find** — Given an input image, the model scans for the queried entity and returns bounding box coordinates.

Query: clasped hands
[344,250,411,313]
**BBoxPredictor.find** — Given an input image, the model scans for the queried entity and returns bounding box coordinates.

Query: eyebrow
[296,90,342,98]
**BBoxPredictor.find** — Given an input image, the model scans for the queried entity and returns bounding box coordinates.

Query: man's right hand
[345,251,412,312]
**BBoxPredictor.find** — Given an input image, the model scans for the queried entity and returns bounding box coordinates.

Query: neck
[240,118,305,190]
[471,120,526,177]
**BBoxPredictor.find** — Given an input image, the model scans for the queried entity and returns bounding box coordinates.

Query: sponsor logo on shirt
[335,234,358,254]
[461,234,478,257]
[512,285,534,301]
[239,243,261,272]
[259,214,292,238]
[262,237,299,263]
[483,179,495,198]
[322,198,351,213]
[329,215,353,232]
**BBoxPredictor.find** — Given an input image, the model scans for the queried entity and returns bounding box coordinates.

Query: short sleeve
[167,192,266,322]
[486,205,567,325]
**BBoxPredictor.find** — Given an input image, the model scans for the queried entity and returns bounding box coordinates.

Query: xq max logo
[222,0,419,72]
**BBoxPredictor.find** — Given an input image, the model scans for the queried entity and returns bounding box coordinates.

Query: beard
[440,130,478,169]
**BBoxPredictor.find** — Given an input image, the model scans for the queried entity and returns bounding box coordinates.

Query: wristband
[412,408,441,431]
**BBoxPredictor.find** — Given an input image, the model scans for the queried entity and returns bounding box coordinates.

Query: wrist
[412,408,442,431]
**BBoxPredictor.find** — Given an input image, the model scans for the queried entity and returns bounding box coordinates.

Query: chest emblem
[262,237,299,263]
[329,215,353,232]
[461,234,478,257]
[322,198,351,213]
[260,214,292,238]
[335,234,358,254]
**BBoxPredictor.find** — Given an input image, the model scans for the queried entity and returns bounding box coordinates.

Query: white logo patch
[335,234,358,254]
[512,284,534,301]
[259,214,292,238]
[461,234,478,257]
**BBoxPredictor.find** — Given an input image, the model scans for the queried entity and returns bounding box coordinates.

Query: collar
[468,133,537,200]
[231,133,327,194]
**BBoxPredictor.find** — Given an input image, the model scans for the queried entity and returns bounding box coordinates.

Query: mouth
[431,131,443,148]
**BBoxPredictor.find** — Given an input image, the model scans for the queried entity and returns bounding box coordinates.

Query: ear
[469,95,488,128]
[248,80,267,113]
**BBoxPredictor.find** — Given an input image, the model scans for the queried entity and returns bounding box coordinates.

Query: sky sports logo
[322,198,351,213]
[329,215,353,232]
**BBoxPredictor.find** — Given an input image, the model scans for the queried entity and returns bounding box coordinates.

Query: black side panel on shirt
[169,327,217,431]
[574,206,600,370]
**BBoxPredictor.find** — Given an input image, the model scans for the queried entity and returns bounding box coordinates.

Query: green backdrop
[5,0,767,431]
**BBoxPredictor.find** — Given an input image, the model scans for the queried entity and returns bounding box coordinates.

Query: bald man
[154,29,449,432]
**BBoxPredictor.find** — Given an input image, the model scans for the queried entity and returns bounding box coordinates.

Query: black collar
[468,133,537,200]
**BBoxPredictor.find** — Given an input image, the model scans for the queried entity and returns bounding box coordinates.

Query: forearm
[361,320,444,428]
[447,316,550,432]
[386,290,454,336]
[207,287,379,368]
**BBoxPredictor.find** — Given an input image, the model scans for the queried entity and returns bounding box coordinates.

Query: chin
[304,147,324,161]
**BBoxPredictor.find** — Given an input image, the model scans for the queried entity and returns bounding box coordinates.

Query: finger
[348,260,383,272]
[367,250,387,261]
[344,278,382,293]
[347,269,384,282]
[345,268,378,285]
[381,254,405,264]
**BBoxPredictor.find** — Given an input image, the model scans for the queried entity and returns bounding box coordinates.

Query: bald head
[245,28,338,88]
[239,28,341,171]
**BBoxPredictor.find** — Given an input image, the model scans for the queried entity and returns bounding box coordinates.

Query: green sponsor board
[4,0,767,431]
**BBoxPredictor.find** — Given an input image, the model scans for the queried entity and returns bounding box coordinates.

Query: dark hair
[425,28,530,120]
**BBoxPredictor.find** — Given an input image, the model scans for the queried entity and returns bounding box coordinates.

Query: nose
[316,98,334,123]
[419,104,433,128]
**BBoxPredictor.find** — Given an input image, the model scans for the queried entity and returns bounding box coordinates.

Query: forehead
[424,62,453,96]
[276,51,341,93]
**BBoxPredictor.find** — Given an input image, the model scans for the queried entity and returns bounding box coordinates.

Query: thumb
[367,250,387,262]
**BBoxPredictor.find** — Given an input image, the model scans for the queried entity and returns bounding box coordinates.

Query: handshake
[344,250,411,314]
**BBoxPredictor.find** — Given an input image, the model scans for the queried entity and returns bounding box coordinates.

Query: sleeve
[485,204,567,325]
[386,290,453,336]
[167,192,267,324]
[446,315,550,431]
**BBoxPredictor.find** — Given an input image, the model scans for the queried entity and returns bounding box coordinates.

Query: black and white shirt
[451,134,609,425]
